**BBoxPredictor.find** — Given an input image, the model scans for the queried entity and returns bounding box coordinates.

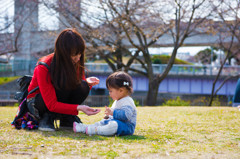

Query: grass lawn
[0,76,19,85]
[1,106,240,159]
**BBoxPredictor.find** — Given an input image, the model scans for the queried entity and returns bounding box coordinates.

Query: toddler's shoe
[73,122,87,133]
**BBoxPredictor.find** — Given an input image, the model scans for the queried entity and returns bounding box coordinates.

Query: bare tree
[43,0,217,105]
[42,0,147,71]
[106,0,218,105]
[208,0,240,106]
[0,0,18,63]
[0,0,39,63]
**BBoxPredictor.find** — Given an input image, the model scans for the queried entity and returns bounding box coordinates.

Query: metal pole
[211,46,213,65]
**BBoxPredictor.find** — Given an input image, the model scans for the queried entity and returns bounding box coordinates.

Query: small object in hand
[94,109,98,112]
[104,115,109,119]
[86,77,99,85]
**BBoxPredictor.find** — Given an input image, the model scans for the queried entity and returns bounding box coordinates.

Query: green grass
[1,106,240,158]
[0,76,20,85]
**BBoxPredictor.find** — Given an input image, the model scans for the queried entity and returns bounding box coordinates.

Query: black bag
[14,75,33,103]
[11,76,39,129]
[13,60,50,102]
[12,62,49,129]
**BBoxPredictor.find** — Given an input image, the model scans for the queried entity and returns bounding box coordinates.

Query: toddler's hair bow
[123,81,129,86]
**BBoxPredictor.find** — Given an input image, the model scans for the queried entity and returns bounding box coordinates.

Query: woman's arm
[86,77,99,86]
[37,65,101,116]
[37,65,79,115]
[77,105,101,116]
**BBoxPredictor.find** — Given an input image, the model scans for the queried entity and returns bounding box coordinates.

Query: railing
[0,60,38,75]
[1,61,240,76]
[85,63,240,76]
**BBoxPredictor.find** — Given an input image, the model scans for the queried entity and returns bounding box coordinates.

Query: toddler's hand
[104,106,113,116]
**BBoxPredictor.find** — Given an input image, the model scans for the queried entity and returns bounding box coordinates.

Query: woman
[27,28,101,131]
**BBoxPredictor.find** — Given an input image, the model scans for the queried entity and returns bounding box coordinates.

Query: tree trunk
[115,47,123,70]
[208,52,231,106]
[146,78,159,106]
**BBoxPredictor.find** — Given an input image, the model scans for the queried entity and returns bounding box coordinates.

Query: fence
[1,61,240,76]
[85,63,240,76]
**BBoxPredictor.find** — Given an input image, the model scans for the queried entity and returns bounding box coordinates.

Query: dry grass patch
[0,106,240,158]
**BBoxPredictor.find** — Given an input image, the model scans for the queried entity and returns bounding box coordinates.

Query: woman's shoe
[38,112,55,131]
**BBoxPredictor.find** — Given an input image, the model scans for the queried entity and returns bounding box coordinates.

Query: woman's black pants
[33,80,90,127]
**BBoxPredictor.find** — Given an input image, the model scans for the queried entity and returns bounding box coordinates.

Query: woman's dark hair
[50,28,85,90]
[106,71,133,94]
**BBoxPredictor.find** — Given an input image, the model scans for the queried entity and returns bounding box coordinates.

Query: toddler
[73,71,137,136]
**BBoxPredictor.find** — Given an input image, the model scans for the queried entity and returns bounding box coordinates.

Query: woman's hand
[77,105,101,116]
[104,106,113,116]
[86,77,99,86]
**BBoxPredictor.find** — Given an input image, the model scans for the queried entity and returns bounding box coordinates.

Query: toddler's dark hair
[106,71,133,94]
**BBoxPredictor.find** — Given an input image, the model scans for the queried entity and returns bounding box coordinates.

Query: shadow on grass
[120,135,146,140]
[34,129,146,141]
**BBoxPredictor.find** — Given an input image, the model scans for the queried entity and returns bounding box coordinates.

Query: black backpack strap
[27,61,50,95]
[38,61,50,70]
[28,86,39,95]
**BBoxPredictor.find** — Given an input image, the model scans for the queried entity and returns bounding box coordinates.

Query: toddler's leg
[86,120,118,136]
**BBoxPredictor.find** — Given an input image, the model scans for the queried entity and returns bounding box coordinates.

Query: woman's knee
[70,80,90,104]
[33,94,48,117]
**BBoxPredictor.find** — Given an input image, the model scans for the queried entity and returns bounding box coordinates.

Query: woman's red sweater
[27,53,87,115]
